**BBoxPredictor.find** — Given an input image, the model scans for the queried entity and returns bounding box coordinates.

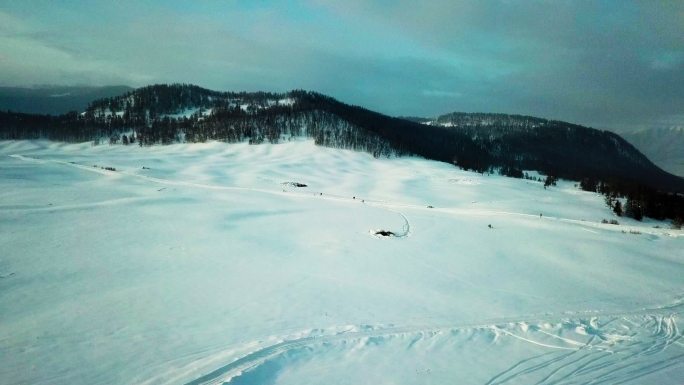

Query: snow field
[0,140,682,384]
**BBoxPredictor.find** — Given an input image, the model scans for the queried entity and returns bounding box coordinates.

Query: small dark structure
[375,230,395,237]
[282,182,307,188]
[94,165,117,171]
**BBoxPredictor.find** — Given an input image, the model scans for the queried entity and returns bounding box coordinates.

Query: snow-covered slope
[1,140,682,384]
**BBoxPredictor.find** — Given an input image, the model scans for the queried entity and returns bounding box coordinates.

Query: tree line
[1,83,683,222]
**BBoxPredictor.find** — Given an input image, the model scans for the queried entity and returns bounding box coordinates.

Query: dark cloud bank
[0,1,682,131]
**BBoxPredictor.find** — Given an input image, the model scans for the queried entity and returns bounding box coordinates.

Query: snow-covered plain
[0,140,682,384]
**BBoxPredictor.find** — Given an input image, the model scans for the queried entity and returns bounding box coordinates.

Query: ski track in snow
[174,300,683,385]
[9,154,421,237]
[5,150,684,384]
[7,154,681,240]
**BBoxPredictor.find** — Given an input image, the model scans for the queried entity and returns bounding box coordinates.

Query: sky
[0,0,682,131]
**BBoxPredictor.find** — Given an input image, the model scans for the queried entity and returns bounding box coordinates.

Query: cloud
[308,0,684,129]
[0,1,682,130]
[650,52,684,70]
[422,90,463,98]
[0,10,150,86]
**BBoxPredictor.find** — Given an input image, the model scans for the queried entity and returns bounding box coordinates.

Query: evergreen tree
[613,200,623,217]
[544,175,558,188]
[625,198,643,221]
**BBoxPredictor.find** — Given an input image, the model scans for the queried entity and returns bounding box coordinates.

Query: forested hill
[405,112,684,193]
[2,84,684,200]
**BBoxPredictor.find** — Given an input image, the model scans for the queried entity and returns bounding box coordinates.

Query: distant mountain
[620,127,684,178]
[1,84,683,197]
[408,112,684,193]
[0,85,133,115]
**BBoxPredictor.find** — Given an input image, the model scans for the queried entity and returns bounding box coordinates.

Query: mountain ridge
[0,85,134,115]
[1,83,683,197]
[621,126,684,178]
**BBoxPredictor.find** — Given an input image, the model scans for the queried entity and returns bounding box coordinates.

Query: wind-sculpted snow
[180,306,683,385]
[0,140,682,384]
